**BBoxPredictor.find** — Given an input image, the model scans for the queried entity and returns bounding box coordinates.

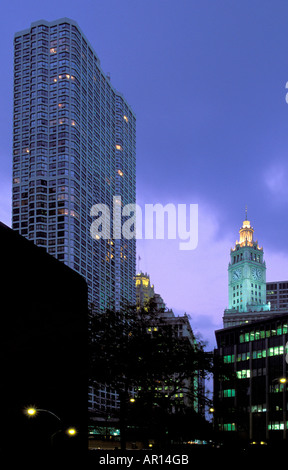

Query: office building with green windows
[214,212,288,446]
[12,18,136,312]
[214,312,288,445]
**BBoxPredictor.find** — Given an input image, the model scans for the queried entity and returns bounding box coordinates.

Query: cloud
[265,247,288,282]
[136,201,233,345]
[264,162,288,199]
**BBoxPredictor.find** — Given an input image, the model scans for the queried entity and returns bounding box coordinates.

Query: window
[223,423,236,431]
[223,354,235,363]
[237,369,250,379]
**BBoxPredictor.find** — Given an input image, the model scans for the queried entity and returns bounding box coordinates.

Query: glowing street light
[24,407,61,422]
[272,377,287,385]
[66,427,77,436]
[24,406,77,441]
[26,407,37,416]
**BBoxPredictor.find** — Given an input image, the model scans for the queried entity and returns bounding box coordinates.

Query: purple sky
[1,1,288,349]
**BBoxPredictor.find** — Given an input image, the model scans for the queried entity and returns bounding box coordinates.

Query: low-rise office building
[214,312,288,445]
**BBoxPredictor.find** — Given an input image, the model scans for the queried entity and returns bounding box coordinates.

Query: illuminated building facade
[135,272,155,309]
[214,312,288,445]
[12,18,136,312]
[223,212,271,327]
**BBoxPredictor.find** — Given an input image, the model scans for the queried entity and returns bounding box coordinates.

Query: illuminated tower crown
[238,208,254,246]
[223,209,271,327]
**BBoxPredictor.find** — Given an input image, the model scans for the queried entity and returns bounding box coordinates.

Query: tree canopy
[88,301,213,448]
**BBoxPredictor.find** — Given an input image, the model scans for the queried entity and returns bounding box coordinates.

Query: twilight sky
[1,0,288,349]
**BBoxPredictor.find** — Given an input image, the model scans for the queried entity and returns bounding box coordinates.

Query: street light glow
[67,427,77,436]
[26,407,37,416]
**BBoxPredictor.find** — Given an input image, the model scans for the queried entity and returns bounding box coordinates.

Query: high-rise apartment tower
[12,18,136,311]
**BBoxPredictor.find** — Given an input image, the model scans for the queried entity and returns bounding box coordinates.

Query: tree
[88,301,213,449]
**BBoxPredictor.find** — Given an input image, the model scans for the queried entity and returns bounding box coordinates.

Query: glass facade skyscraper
[12,18,136,311]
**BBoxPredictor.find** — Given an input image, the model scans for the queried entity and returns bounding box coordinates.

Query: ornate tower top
[238,217,254,246]
[233,208,261,250]
[224,210,270,327]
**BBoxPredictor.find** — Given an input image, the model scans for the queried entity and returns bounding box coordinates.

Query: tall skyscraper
[12,18,136,311]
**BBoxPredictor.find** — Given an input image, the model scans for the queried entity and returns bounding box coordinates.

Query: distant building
[214,312,288,445]
[146,308,205,415]
[223,213,272,328]
[0,222,88,454]
[135,272,205,416]
[267,281,288,310]
[88,272,206,446]
[135,272,155,309]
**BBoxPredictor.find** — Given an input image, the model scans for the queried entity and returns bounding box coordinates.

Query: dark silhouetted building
[0,222,88,456]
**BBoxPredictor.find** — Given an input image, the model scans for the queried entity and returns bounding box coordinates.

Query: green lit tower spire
[223,212,271,327]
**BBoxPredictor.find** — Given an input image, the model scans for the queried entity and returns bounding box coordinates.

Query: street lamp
[272,377,287,384]
[269,378,287,440]
[26,407,37,417]
[25,407,62,422]
[24,406,77,444]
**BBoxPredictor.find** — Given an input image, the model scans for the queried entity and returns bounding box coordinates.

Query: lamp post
[209,406,215,440]
[24,406,77,449]
[269,378,287,440]
[26,407,62,422]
